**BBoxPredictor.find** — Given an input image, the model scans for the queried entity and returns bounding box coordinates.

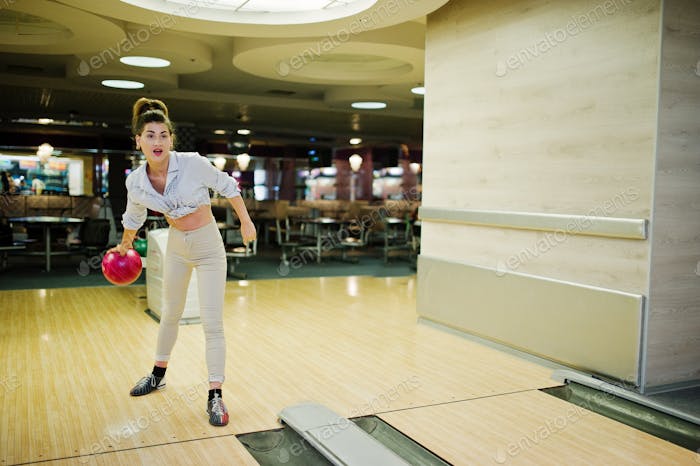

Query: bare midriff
[165,204,215,232]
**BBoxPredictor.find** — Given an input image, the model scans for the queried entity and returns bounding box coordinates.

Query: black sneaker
[130,373,165,396]
[207,394,229,426]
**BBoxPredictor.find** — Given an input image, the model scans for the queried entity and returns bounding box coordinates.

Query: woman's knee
[201,315,225,336]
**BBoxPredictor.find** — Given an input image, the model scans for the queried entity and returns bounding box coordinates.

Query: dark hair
[131,97,176,145]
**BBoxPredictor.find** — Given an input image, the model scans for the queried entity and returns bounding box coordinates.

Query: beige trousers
[155,220,227,383]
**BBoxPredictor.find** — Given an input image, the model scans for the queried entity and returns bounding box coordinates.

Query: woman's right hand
[107,242,132,256]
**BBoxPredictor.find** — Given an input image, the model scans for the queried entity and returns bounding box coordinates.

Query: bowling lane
[1,277,560,465]
[379,390,696,465]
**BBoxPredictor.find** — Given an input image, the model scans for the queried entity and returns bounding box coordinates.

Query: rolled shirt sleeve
[121,179,148,230]
[197,155,241,198]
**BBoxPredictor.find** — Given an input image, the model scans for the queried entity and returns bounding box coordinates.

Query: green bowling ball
[133,237,148,257]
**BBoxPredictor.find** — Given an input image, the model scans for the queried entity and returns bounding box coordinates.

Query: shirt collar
[136,151,178,192]
[167,151,179,174]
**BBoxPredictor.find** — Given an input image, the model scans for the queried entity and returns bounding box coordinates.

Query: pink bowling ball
[102,249,142,286]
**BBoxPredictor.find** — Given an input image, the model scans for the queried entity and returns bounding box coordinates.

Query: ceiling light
[351,102,387,110]
[159,0,366,13]
[120,56,171,68]
[237,129,251,135]
[214,129,227,135]
[349,153,363,172]
[213,156,227,171]
[123,0,377,25]
[37,118,54,125]
[37,143,54,164]
[101,79,144,89]
[237,153,251,171]
[349,138,362,145]
[411,86,425,95]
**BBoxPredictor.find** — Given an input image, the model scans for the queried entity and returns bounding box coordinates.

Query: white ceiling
[0,0,448,148]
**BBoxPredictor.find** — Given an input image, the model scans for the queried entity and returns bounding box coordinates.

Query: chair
[72,218,111,257]
[367,214,411,264]
[338,220,370,262]
[0,218,25,271]
[382,216,412,263]
[225,239,257,279]
[273,202,313,265]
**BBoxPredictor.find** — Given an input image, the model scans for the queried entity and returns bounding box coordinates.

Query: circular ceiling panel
[232,22,424,85]
[234,43,421,85]
[116,26,213,74]
[67,27,213,79]
[57,0,448,38]
[0,10,71,46]
[0,0,125,54]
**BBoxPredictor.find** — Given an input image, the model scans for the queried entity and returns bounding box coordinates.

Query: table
[297,217,347,263]
[9,216,84,272]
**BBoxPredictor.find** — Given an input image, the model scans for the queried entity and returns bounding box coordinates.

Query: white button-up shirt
[121,151,240,230]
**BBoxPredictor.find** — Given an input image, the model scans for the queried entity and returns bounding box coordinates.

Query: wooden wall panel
[420,0,663,388]
[421,0,659,294]
[423,0,659,216]
[645,0,700,390]
[422,222,649,294]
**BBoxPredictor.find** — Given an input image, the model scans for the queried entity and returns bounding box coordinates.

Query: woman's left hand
[240,220,257,245]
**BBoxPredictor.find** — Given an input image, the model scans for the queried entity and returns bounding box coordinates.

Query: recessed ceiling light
[411,86,425,95]
[38,118,54,125]
[101,79,144,89]
[351,102,387,110]
[349,138,362,145]
[214,129,227,135]
[154,0,367,14]
[120,56,171,68]
[237,129,251,135]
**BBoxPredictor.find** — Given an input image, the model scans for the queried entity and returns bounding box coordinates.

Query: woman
[2,171,16,194]
[110,98,256,427]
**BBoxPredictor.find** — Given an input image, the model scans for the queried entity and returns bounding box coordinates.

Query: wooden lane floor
[43,436,260,466]
[379,390,697,465]
[0,276,682,465]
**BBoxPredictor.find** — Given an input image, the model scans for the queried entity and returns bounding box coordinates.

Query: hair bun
[132,97,169,119]
[132,97,170,134]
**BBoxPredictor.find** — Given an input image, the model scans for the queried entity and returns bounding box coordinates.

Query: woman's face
[136,122,172,164]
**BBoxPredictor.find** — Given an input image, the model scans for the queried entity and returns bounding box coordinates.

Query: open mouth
[153,149,163,156]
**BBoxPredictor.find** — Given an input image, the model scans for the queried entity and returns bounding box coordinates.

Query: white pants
[155,220,227,383]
